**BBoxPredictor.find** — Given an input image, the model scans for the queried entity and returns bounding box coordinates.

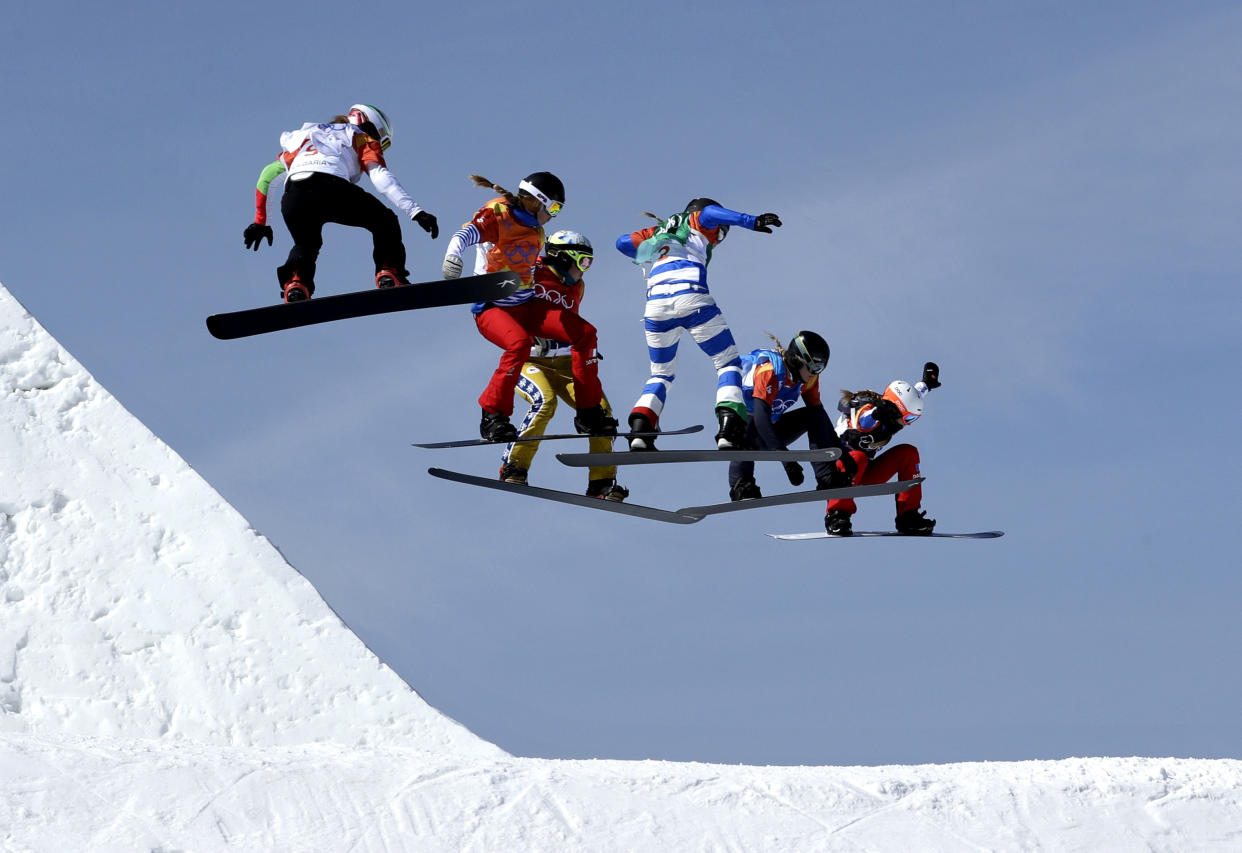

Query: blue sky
[2,1,1239,765]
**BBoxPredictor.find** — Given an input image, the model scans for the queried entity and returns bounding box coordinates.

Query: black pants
[728,407,838,487]
[277,172,406,295]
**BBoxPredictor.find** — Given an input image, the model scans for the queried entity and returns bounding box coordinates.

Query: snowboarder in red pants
[825,362,941,536]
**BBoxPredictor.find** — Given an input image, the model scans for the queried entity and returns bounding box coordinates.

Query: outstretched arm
[698,204,756,232]
[243,159,285,250]
[699,204,782,233]
[253,159,286,226]
[364,164,424,219]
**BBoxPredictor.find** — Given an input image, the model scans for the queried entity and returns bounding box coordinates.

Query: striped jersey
[616,204,757,300]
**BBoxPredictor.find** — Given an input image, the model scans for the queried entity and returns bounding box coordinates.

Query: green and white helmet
[544,230,594,271]
[347,104,393,149]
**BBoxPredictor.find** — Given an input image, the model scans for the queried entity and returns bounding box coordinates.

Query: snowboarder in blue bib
[727,331,856,501]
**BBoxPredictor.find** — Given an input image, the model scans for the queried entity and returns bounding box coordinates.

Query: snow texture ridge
[3,737,1241,852]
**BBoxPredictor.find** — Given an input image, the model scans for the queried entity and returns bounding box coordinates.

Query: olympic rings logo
[532,283,576,309]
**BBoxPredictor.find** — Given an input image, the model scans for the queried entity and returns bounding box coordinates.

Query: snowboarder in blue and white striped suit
[616,198,781,451]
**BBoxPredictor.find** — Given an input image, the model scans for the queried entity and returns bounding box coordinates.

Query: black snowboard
[427,467,701,524]
[556,447,841,467]
[206,271,520,339]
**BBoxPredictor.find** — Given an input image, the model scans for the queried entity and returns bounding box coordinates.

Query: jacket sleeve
[253,159,287,225]
[616,225,659,258]
[365,164,424,218]
[750,397,785,450]
[698,204,757,231]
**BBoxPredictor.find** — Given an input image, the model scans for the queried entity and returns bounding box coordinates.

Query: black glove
[753,212,782,234]
[817,454,857,490]
[413,210,439,239]
[243,223,273,251]
[783,461,805,486]
[817,468,851,490]
[922,361,941,389]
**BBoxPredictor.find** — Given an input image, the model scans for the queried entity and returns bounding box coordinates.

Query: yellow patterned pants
[504,355,618,481]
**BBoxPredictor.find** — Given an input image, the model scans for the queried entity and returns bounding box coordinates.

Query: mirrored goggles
[563,250,593,271]
[520,182,563,217]
[892,403,920,424]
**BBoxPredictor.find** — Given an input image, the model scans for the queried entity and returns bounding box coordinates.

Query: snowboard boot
[281,274,311,303]
[498,462,528,485]
[824,509,853,537]
[573,404,619,437]
[479,409,518,443]
[586,478,630,502]
[895,508,936,535]
[714,406,748,450]
[729,477,762,502]
[375,267,410,289]
[627,413,658,452]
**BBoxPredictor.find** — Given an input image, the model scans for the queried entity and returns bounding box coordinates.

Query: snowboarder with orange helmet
[824,362,942,536]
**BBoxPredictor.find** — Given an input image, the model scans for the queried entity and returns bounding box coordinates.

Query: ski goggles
[561,249,593,271]
[881,391,921,425]
[891,403,920,425]
[519,181,563,217]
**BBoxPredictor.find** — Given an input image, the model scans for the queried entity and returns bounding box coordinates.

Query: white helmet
[882,380,924,425]
[347,104,393,149]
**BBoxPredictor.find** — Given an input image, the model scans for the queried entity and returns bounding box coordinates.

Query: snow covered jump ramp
[2,279,1240,851]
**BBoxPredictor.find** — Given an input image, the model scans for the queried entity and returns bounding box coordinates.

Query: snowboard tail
[427,468,701,524]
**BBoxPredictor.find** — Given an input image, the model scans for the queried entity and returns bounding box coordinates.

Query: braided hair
[469,175,521,206]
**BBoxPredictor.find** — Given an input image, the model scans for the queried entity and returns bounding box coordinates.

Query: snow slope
[1,280,1240,851]
[0,284,494,756]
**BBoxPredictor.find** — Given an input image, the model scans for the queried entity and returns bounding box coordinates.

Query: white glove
[442,254,463,280]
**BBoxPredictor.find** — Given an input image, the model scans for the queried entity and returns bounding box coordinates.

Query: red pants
[827,445,923,515]
[475,302,602,416]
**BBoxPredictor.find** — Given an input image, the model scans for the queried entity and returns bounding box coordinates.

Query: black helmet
[684,197,721,214]
[519,171,565,215]
[786,331,830,375]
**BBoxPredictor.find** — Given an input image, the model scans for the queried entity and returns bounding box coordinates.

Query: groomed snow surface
[1,281,1239,851]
